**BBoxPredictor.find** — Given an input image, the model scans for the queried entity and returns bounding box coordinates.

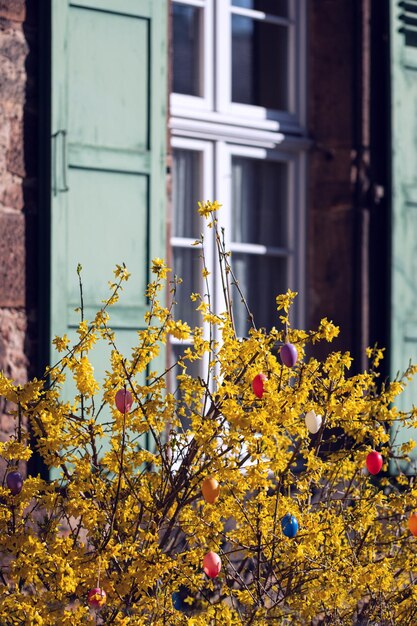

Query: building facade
[0,0,414,462]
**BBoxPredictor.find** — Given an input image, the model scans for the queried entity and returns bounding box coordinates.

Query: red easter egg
[408,512,417,537]
[115,389,133,413]
[280,342,298,368]
[252,373,267,399]
[201,477,220,504]
[203,551,221,578]
[366,451,383,475]
[87,587,106,608]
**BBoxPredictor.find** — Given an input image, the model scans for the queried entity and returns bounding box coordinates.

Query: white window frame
[170,0,308,336]
[170,137,215,378]
[171,0,214,113]
[216,1,301,131]
[171,0,307,135]
[170,136,214,285]
[215,141,306,330]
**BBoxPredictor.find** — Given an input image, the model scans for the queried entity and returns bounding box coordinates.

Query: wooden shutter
[50,0,167,420]
[390,0,417,472]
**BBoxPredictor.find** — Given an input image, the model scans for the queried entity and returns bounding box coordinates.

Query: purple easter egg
[280,342,298,368]
[6,471,23,496]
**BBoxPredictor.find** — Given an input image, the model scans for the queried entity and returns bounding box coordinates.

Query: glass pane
[173,149,202,238]
[170,343,202,429]
[231,157,288,248]
[173,4,202,96]
[231,254,287,337]
[173,247,201,327]
[232,15,288,110]
[232,0,288,18]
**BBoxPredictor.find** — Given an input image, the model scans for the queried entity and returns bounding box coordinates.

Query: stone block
[0,22,28,106]
[6,113,24,177]
[0,175,24,210]
[0,1,25,23]
[0,308,28,382]
[0,212,25,307]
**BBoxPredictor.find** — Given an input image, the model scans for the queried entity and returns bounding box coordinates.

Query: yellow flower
[52,334,70,353]
[197,199,222,217]
[151,257,170,279]
[73,356,99,396]
[113,263,131,281]
[166,319,191,340]
[276,289,298,312]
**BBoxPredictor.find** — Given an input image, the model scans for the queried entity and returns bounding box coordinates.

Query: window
[172,0,214,111]
[217,144,302,337]
[170,138,214,382]
[171,138,214,327]
[170,0,307,340]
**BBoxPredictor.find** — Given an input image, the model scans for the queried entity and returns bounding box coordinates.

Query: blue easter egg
[172,591,184,612]
[281,513,299,538]
[172,586,195,613]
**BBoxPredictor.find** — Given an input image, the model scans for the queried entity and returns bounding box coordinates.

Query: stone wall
[0,0,37,439]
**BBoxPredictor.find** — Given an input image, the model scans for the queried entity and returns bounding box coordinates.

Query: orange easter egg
[409,512,417,536]
[201,477,220,504]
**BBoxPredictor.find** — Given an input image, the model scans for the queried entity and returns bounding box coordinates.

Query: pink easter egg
[115,389,133,413]
[203,551,222,578]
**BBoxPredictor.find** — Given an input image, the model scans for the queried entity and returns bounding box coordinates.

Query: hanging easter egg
[305,410,322,435]
[408,512,417,537]
[281,513,299,538]
[87,587,106,608]
[115,388,133,413]
[172,585,195,613]
[252,373,267,399]
[280,342,298,368]
[365,450,383,475]
[172,591,184,612]
[203,551,222,578]
[6,471,23,496]
[201,477,220,504]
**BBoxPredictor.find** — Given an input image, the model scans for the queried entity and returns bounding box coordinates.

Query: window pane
[232,15,288,110]
[173,4,202,96]
[170,343,202,429]
[173,149,201,238]
[231,157,288,248]
[232,0,288,18]
[231,254,287,336]
[173,247,201,327]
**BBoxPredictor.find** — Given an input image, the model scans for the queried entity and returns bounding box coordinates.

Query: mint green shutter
[390,0,417,472]
[50,1,167,411]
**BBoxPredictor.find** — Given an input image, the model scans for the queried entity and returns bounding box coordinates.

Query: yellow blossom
[73,356,99,396]
[197,199,222,217]
[151,257,171,279]
[52,334,70,353]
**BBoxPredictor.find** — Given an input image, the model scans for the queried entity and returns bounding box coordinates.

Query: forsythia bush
[1,203,417,625]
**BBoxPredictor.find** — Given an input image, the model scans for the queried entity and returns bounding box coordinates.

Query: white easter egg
[305,410,322,434]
